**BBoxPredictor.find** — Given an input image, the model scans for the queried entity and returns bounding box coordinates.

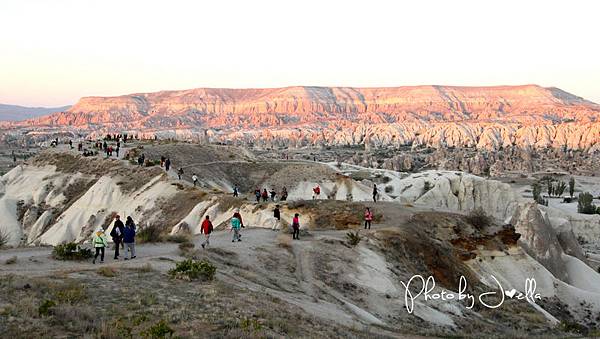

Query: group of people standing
[252,187,288,202]
[91,215,136,264]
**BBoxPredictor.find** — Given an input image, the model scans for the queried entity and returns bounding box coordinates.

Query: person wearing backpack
[292,213,301,240]
[200,215,214,249]
[230,216,242,242]
[92,227,108,264]
[123,219,136,260]
[364,207,373,230]
[110,215,125,260]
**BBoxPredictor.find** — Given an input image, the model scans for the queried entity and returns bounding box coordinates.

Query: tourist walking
[192,173,198,187]
[92,226,108,264]
[165,158,171,171]
[364,207,373,229]
[110,215,125,259]
[231,215,242,242]
[313,185,321,200]
[272,205,281,231]
[262,189,269,202]
[292,213,300,240]
[281,187,288,201]
[255,188,261,203]
[233,185,239,197]
[233,208,245,228]
[200,215,213,248]
[373,184,379,202]
[178,168,184,180]
[123,218,136,260]
[270,188,277,201]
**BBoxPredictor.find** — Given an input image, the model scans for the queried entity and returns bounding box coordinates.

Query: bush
[137,225,164,243]
[4,256,17,265]
[141,319,174,338]
[38,299,56,317]
[52,243,93,260]
[578,192,597,214]
[346,230,361,247]
[178,242,195,255]
[0,229,10,248]
[166,234,191,243]
[423,181,433,194]
[168,259,216,281]
[465,208,492,230]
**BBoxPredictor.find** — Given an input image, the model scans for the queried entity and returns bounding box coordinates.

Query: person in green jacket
[92,226,109,264]
[230,216,242,242]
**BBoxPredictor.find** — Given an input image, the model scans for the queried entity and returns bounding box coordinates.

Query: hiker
[192,173,198,187]
[364,207,373,230]
[123,217,136,260]
[272,205,281,231]
[11,151,16,163]
[233,185,239,197]
[292,213,300,240]
[270,188,277,201]
[78,142,83,152]
[126,216,136,230]
[373,184,379,202]
[116,146,120,157]
[177,167,184,180]
[254,188,261,203]
[313,185,321,200]
[233,208,245,228]
[165,158,171,171]
[69,140,73,149]
[110,215,125,260]
[281,187,288,201]
[230,215,242,242]
[200,215,213,248]
[262,189,269,202]
[92,226,108,264]
[160,156,166,167]
[103,141,108,151]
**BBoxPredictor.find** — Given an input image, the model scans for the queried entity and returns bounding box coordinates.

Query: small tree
[545,177,553,197]
[532,182,542,202]
[577,192,596,214]
[555,181,567,197]
[569,177,575,197]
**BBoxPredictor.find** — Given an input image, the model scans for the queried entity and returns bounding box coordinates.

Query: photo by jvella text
[400,275,542,313]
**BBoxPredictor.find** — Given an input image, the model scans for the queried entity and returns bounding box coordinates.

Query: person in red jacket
[200,215,213,249]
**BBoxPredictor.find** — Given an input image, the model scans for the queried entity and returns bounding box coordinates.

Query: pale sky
[1,0,599,107]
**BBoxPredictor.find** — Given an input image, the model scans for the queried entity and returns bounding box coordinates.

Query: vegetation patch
[52,242,93,260]
[168,259,216,281]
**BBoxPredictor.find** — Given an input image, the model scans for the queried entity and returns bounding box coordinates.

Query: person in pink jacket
[364,207,373,230]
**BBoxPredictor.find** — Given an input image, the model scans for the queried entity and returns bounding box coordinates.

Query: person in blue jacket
[123,217,136,260]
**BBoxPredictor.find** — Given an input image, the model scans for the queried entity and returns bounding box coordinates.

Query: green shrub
[465,208,492,230]
[346,230,361,247]
[141,319,174,338]
[52,242,93,260]
[168,259,216,281]
[38,299,56,317]
[137,225,164,243]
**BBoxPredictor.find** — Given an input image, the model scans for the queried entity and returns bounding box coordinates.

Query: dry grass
[5,256,17,265]
[276,233,292,249]
[96,266,118,277]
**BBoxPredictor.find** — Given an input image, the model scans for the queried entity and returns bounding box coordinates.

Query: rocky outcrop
[8,85,600,151]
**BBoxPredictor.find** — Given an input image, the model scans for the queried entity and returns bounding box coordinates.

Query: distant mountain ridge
[7,85,600,151]
[0,104,71,121]
[18,85,600,129]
